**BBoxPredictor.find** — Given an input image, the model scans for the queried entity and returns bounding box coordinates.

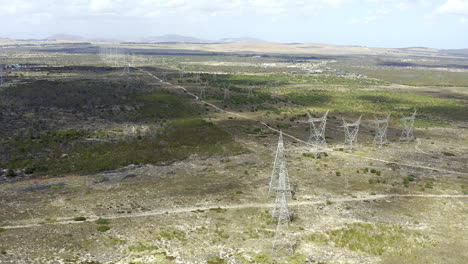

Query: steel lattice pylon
[122,63,130,75]
[199,83,206,100]
[272,191,293,254]
[400,110,416,141]
[0,64,4,86]
[224,84,230,100]
[269,131,291,196]
[373,113,391,147]
[272,168,291,220]
[247,86,254,98]
[307,110,329,158]
[341,115,362,150]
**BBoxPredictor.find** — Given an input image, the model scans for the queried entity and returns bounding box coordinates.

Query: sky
[1,0,467,49]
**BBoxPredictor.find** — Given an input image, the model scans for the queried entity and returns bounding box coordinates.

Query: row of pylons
[199,84,254,100]
[268,110,417,254]
[309,110,416,157]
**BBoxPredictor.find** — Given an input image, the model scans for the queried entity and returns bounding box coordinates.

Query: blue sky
[1,0,467,48]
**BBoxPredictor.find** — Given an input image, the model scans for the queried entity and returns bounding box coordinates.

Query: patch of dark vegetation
[206,256,227,264]
[36,46,221,56]
[31,65,116,73]
[378,61,468,69]
[0,76,241,176]
[358,95,404,104]
[286,91,332,106]
[23,183,65,192]
[73,216,87,221]
[3,117,240,176]
[418,105,468,122]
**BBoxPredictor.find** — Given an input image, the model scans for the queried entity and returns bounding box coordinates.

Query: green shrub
[403,178,410,187]
[127,243,158,252]
[159,229,187,241]
[424,181,434,189]
[73,216,87,221]
[336,171,341,176]
[24,167,35,174]
[97,226,111,232]
[215,229,229,239]
[95,218,110,225]
[206,257,227,264]
[6,169,16,177]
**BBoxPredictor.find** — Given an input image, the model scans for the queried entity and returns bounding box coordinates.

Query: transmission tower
[247,86,254,98]
[122,63,130,75]
[272,164,291,220]
[224,84,230,100]
[373,113,390,147]
[271,83,279,99]
[0,64,4,86]
[130,53,135,66]
[269,131,291,196]
[400,110,416,141]
[272,191,293,254]
[307,110,329,158]
[341,115,362,150]
[199,83,206,99]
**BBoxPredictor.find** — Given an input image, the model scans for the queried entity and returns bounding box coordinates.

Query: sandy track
[136,68,468,176]
[2,193,465,230]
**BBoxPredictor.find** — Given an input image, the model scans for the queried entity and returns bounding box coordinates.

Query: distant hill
[46,34,87,41]
[442,49,468,57]
[139,35,265,43]
[45,33,266,44]
[140,34,211,43]
[218,37,265,43]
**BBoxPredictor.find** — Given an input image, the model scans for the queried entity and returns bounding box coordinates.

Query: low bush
[97,226,111,232]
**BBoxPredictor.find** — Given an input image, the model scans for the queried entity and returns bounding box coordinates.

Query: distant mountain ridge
[45,33,266,43]
[138,34,209,43]
[46,34,87,41]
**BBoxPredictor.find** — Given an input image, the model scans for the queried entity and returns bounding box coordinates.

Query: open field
[0,42,467,264]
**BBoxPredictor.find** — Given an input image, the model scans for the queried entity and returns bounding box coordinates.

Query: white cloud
[436,0,468,16]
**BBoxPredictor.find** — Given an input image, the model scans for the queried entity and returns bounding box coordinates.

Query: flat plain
[0,40,467,264]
